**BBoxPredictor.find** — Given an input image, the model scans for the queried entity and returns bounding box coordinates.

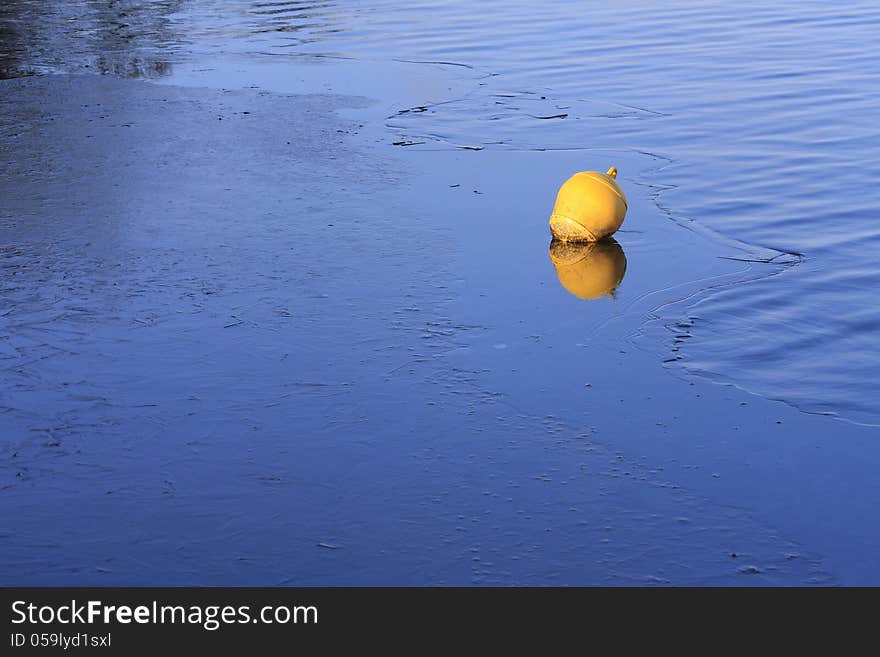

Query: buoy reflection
[548,238,627,300]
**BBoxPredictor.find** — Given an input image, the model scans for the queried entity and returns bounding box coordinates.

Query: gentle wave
[3,0,879,423]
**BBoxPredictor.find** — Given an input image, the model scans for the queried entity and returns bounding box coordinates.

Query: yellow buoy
[549,166,627,241]
[549,238,627,299]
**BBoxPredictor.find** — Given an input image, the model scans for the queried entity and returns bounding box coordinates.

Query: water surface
[2,1,880,585]
[5,0,877,423]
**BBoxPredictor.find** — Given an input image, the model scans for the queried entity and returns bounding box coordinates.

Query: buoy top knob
[606,166,617,179]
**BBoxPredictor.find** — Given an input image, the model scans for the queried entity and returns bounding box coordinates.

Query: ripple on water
[2,0,879,423]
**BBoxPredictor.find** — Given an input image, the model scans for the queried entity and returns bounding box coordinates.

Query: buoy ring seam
[580,173,628,208]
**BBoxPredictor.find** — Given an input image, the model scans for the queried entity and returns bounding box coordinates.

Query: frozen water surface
[1,1,879,585]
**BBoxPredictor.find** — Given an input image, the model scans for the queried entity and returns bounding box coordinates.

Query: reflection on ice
[548,238,627,300]
[0,0,179,79]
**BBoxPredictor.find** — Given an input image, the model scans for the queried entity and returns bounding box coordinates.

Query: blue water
[5,0,878,423]
[2,1,880,585]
